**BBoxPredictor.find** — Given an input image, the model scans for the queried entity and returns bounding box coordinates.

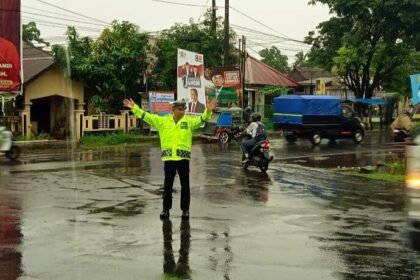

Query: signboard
[148,91,175,115]
[410,74,420,106]
[316,79,326,95]
[204,66,241,108]
[177,49,205,114]
[0,0,22,96]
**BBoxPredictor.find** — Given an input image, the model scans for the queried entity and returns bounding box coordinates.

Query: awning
[348,98,386,105]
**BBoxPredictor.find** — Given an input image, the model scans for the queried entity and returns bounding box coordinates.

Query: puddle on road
[288,150,405,169]
[75,199,147,217]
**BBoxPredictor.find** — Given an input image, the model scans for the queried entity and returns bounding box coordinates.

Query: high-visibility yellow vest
[131,104,212,161]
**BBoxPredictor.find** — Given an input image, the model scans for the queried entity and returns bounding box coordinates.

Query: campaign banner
[0,0,22,94]
[410,74,420,106]
[148,91,175,115]
[177,49,205,114]
[204,66,241,108]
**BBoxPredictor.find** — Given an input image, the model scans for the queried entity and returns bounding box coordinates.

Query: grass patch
[350,172,405,182]
[338,158,405,182]
[80,132,149,146]
[15,132,50,141]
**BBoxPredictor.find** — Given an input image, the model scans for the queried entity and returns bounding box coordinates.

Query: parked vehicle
[273,95,365,145]
[201,107,244,143]
[0,126,21,160]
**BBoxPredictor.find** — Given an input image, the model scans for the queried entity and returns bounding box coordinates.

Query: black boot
[160,210,170,219]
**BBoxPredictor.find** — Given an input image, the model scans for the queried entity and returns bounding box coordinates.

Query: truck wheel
[285,135,297,144]
[310,133,322,145]
[219,131,229,144]
[353,130,364,144]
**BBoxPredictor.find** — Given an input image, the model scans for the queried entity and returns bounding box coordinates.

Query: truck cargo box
[273,95,341,125]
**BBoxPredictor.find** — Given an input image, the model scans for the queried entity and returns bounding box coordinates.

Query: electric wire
[197,0,210,22]
[36,0,109,24]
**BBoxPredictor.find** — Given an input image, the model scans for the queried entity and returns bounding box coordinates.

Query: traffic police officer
[122,98,216,219]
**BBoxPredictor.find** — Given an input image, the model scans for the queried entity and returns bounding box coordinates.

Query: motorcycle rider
[240,112,267,163]
[390,105,414,136]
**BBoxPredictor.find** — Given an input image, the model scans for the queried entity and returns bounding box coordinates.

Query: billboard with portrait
[204,66,241,108]
[176,49,205,115]
[0,0,22,95]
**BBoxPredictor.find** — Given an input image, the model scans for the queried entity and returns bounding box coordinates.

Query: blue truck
[273,95,365,145]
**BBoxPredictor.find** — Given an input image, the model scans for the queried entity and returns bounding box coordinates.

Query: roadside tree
[259,46,289,73]
[306,0,420,99]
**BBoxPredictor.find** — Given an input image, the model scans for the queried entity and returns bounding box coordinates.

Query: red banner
[0,0,22,93]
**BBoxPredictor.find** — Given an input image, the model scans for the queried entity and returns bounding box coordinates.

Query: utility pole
[240,35,247,108]
[224,0,229,66]
[211,0,216,35]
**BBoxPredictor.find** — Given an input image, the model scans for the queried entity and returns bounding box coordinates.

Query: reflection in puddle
[0,188,23,280]
[162,219,191,279]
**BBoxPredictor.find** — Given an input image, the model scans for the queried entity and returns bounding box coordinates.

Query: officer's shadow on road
[162,219,191,279]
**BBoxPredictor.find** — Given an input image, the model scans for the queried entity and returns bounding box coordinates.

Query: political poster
[177,49,205,114]
[204,66,241,108]
[0,0,22,95]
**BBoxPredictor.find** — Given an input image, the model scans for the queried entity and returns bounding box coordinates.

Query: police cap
[171,99,187,109]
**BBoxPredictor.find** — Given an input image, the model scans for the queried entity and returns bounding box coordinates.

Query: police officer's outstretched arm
[123,98,162,129]
[189,99,217,130]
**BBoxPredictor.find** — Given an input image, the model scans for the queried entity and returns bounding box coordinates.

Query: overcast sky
[22,0,332,61]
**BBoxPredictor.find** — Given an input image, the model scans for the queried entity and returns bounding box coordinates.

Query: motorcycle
[0,126,21,160]
[235,132,273,172]
[392,128,410,142]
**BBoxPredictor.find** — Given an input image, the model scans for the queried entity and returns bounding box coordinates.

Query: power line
[197,0,210,22]
[22,17,102,33]
[231,24,307,44]
[151,0,219,8]
[36,0,109,25]
[23,5,96,22]
[229,5,294,41]
[22,11,108,27]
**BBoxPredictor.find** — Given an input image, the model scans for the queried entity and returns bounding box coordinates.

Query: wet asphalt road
[0,132,419,280]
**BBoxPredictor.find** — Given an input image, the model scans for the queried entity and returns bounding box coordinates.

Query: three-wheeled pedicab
[0,126,21,160]
[201,107,244,143]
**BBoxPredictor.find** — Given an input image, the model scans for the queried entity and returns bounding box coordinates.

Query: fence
[83,112,137,133]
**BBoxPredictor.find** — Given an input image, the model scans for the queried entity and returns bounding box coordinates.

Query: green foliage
[292,51,312,68]
[52,21,149,113]
[411,122,420,138]
[90,95,104,113]
[259,46,289,73]
[259,85,289,97]
[306,0,420,99]
[22,21,49,46]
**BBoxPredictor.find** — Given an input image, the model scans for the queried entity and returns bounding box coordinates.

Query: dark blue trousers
[163,160,190,211]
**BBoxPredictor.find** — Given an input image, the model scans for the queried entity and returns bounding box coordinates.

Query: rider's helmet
[404,106,414,116]
[251,112,261,122]
[244,107,252,114]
